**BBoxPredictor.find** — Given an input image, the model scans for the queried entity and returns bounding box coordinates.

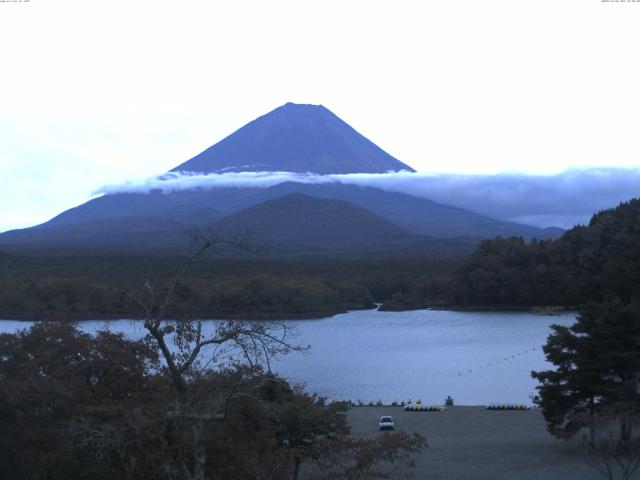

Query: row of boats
[350,400,533,410]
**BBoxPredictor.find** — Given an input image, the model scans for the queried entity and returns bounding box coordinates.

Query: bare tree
[114,230,306,480]
[582,409,640,480]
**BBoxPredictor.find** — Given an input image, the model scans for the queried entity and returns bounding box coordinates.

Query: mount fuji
[0,103,562,255]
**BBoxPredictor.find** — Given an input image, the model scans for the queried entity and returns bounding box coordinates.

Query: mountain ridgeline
[0,102,562,255]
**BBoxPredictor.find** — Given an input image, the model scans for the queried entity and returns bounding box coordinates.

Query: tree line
[0,274,374,321]
[0,253,461,320]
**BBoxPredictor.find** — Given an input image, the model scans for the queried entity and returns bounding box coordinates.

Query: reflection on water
[0,309,575,405]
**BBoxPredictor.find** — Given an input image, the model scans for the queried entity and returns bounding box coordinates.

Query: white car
[378,416,394,431]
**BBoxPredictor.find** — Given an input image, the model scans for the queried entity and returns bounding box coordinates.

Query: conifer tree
[532,297,640,446]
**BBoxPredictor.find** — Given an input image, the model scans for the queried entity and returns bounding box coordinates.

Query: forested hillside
[451,198,640,307]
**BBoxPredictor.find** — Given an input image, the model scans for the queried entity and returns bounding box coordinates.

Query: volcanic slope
[172,102,415,174]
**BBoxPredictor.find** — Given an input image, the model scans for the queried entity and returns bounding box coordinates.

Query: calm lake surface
[1,309,576,405]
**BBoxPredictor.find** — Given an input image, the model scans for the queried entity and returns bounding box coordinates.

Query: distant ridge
[172,102,415,174]
[214,192,409,244]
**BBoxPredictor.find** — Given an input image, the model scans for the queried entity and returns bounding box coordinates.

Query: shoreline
[0,304,577,322]
[0,306,369,322]
[381,303,576,313]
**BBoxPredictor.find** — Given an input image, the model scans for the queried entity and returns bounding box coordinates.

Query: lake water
[0,309,576,405]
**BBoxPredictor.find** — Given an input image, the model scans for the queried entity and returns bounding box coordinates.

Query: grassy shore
[347,406,630,480]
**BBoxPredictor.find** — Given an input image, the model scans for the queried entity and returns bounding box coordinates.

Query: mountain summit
[172,102,415,174]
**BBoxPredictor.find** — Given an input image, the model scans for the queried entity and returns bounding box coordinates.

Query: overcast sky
[1,0,639,232]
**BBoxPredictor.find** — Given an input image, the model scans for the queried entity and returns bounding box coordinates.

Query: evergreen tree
[532,297,640,445]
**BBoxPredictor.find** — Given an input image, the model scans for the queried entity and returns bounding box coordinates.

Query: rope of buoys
[455,344,543,377]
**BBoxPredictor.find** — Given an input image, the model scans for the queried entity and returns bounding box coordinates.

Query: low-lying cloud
[99,168,640,229]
